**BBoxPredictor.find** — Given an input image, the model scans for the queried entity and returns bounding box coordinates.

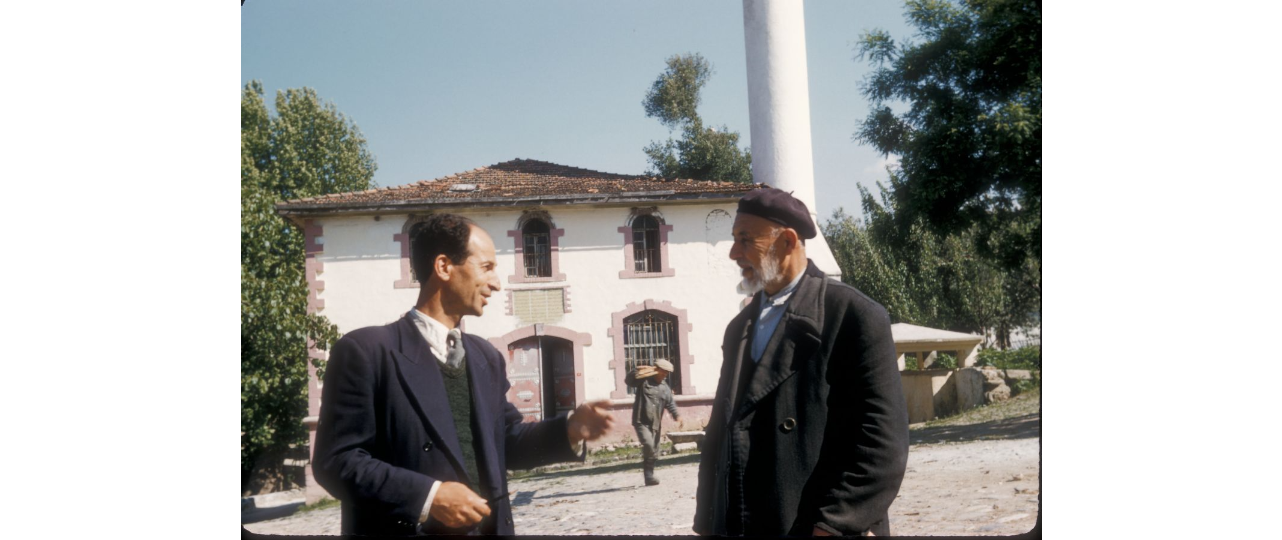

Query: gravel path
[244,425,1039,536]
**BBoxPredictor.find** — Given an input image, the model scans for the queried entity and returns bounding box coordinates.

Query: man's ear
[432,254,453,282]
[780,228,800,251]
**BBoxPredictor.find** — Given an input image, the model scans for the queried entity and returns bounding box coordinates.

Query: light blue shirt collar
[750,270,805,362]
[762,270,805,307]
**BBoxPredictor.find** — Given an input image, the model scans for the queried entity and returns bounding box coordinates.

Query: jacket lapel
[735,271,826,417]
[723,296,757,419]
[462,335,501,494]
[390,315,467,475]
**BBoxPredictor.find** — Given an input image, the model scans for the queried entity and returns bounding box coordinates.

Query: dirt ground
[244,410,1039,536]
[894,426,1040,535]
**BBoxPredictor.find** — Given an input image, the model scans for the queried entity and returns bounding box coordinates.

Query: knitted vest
[439,360,482,492]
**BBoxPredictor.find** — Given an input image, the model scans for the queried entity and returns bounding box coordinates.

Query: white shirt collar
[409,308,451,364]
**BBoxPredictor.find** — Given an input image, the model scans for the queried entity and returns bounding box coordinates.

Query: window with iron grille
[622,310,680,395]
[631,215,661,273]
[522,219,552,278]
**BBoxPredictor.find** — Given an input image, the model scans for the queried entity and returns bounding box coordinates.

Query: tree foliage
[855,0,1040,280]
[643,53,711,130]
[823,177,1039,348]
[642,53,752,183]
[241,81,375,481]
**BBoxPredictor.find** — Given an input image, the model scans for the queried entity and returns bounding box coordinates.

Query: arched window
[406,220,432,282]
[395,215,433,289]
[622,310,682,395]
[631,215,661,273]
[507,211,565,284]
[521,219,552,278]
[608,300,695,398]
[617,209,674,278]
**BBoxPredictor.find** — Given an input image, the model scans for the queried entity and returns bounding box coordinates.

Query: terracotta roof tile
[276,158,758,212]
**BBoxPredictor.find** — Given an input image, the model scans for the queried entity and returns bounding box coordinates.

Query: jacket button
[423,441,433,452]
[781,417,796,432]
[506,517,513,526]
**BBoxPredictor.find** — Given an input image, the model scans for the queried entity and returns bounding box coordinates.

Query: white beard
[736,244,781,296]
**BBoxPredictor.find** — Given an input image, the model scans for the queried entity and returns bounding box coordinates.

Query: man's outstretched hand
[567,399,614,445]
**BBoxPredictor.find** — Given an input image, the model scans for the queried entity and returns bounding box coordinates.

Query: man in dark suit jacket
[313,213,614,536]
[694,188,909,537]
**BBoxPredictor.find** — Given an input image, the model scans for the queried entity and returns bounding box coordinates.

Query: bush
[932,352,958,369]
[1011,378,1040,396]
[977,346,1040,371]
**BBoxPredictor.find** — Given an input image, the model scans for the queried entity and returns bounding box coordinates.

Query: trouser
[634,424,660,460]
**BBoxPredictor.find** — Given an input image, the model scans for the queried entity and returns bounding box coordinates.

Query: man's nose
[728,242,742,260]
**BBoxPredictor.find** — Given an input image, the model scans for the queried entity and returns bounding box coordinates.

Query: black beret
[736,187,817,239]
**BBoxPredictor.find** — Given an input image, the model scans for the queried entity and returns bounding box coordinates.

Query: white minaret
[742,0,841,277]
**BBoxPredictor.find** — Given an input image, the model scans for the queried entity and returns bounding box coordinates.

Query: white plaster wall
[312,216,419,331]
[313,203,750,401]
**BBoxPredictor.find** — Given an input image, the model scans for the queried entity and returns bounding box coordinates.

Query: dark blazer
[312,314,582,536]
[694,260,909,536]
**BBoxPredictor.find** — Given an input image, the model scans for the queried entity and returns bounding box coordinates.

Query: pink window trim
[393,230,415,289]
[507,221,567,284]
[488,324,592,410]
[394,216,428,289]
[618,217,675,279]
[304,219,326,313]
[303,219,330,501]
[606,300,696,398]
[504,285,573,316]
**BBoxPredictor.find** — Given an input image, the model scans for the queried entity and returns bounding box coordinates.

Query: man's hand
[635,365,658,378]
[567,399,614,446]
[428,481,491,529]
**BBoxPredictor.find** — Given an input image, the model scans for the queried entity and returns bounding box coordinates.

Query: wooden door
[506,338,543,422]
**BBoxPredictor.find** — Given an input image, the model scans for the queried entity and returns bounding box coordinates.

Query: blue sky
[241,0,914,222]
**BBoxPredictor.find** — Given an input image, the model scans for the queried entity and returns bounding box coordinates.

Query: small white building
[277,159,758,475]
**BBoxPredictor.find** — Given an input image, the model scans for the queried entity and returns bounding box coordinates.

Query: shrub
[977,346,1040,371]
[932,352,958,369]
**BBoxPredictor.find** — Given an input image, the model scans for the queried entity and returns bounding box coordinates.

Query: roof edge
[276,191,749,216]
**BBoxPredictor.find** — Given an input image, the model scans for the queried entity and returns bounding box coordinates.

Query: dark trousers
[634,424,660,460]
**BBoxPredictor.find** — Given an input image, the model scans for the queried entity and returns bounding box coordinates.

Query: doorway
[506,335,575,422]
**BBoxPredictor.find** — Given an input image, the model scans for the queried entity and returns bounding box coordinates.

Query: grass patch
[298,497,340,514]
[586,441,673,463]
[507,441,682,480]
[509,452,702,482]
[914,387,1040,429]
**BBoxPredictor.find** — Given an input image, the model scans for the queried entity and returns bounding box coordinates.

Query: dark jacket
[624,368,680,429]
[694,260,909,536]
[312,314,582,536]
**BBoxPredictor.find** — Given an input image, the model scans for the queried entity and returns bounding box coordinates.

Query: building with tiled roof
[280,159,766,503]
[277,158,758,216]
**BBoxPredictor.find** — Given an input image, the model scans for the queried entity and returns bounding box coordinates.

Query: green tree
[822,176,1039,347]
[241,81,376,489]
[642,53,752,183]
[855,0,1041,290]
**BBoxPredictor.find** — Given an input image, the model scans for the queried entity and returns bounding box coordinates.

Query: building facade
[277,159,758,500]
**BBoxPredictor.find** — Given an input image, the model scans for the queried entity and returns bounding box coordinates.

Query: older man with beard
[693,187,909,537]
